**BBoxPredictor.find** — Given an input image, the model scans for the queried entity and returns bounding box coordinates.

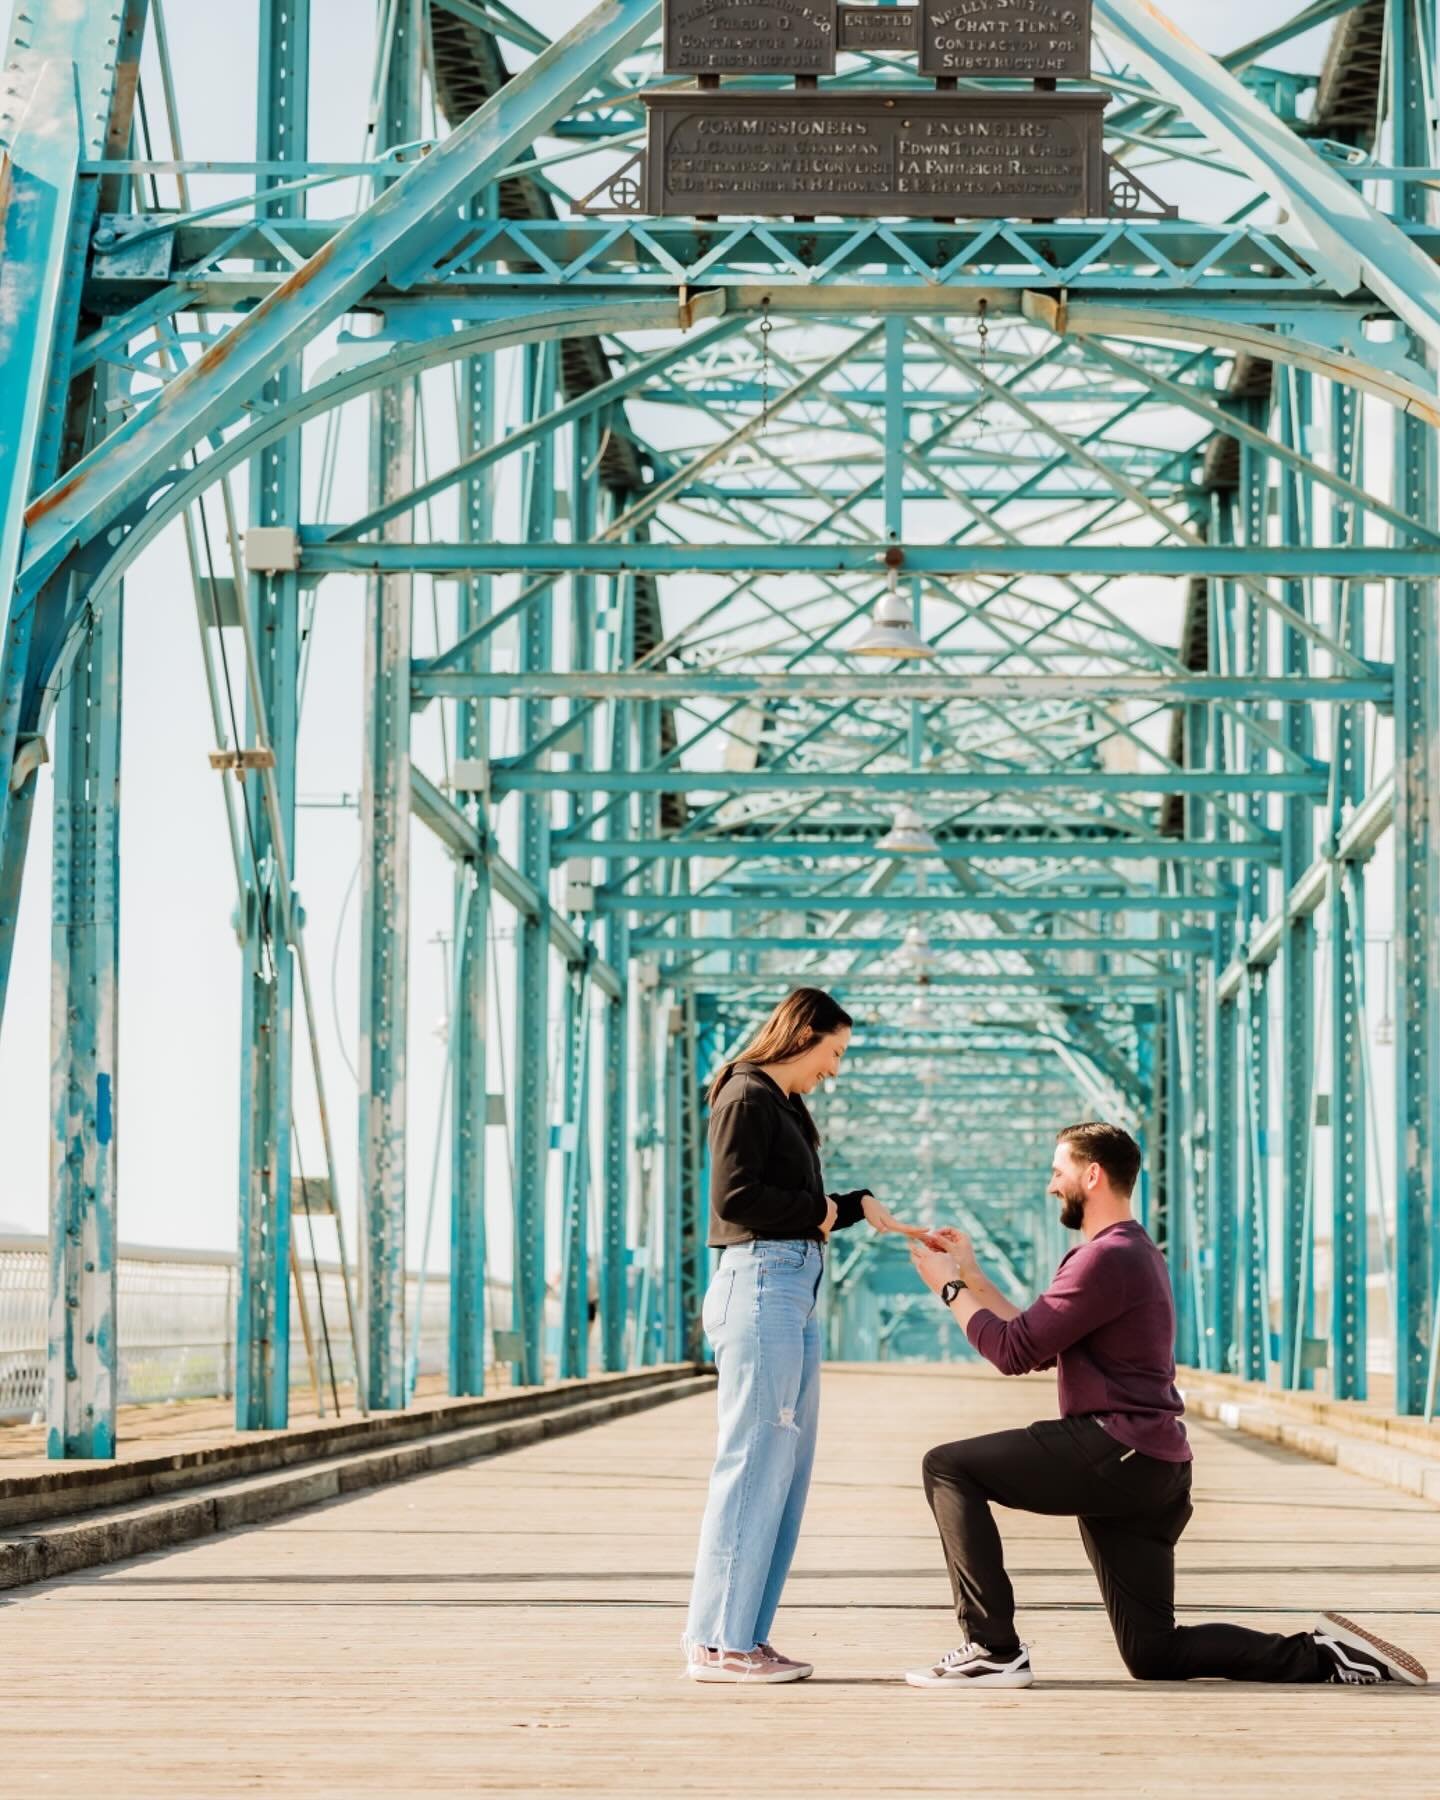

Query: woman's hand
[860,1193,928,1238]
[819,1195,839,1239]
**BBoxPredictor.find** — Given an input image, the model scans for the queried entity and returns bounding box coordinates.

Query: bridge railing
[0,1235,510,1423]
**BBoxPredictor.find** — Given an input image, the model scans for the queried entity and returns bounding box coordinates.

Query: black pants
[922,1416,1324,1682]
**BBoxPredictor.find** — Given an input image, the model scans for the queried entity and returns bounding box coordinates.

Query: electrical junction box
[564,859,595,912]
[243,526,301,573]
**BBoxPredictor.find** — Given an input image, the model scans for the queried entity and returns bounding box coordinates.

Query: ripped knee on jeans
[774,1406,800,1433]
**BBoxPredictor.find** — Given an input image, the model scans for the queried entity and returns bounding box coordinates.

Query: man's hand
[861,1193,927,1238]
[819,1195,839,1239]
[929,1227,982,1283]
[909,1238,960,1295]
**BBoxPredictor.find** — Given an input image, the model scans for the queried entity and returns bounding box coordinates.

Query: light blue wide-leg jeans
[683,1239,823,1653]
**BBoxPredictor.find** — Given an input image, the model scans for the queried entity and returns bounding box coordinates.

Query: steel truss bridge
[1,0,1438,1455]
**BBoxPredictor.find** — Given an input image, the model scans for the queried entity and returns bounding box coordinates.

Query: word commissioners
[640,1,1121,221]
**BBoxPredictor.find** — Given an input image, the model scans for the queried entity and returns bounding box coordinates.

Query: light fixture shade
[901,924,939,972]
[877,805,939,855]
[849,588,932,659]
[902,998,933,1031]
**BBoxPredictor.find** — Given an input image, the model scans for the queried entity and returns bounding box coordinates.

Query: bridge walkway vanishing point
[3,1366,1437,1799]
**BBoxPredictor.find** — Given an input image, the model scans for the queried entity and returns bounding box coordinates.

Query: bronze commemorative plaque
[662,0,839,76]
[837,3,920,52]
[919,0,1093,80]
[643,88,1109,219]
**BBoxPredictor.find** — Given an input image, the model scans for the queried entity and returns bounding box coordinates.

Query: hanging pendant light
[902,993,934,1032]
[849,563,932,659]
[878,804,938,855]
[900,924,939,974]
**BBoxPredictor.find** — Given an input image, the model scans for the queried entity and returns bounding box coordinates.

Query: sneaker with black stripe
[904,1640,1034,1689]
[1313,1613,1427,1686]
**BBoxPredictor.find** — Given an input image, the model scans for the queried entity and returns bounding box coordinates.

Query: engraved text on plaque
[837,4,920,53]
[919,0,1093,80]
[663,0,839,76]
[643,90,1109,219]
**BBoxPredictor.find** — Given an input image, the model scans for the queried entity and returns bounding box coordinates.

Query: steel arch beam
[1022,298,1440,430]
[7,298,709,758]
[1094,0,1440,359]
[17,0,662,599]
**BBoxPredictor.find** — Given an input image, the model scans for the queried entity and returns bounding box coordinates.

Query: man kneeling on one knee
[903,1120,1427,1693]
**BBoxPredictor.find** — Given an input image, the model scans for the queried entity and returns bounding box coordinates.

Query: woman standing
[683,988,913,1684]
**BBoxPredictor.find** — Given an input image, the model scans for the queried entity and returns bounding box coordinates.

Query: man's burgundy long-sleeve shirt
[965,1219,1192,1463]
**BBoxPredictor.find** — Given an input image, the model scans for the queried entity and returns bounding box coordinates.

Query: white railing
[0,1235,511,1423]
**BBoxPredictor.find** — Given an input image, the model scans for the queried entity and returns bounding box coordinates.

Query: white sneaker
[905,1641,1034,1690]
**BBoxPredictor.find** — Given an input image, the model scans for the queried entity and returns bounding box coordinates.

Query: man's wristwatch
[939,1276,967,1307]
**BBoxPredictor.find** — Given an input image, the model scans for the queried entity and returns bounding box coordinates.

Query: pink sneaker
[757,1641,814,1680]
[685,1644,809,1685]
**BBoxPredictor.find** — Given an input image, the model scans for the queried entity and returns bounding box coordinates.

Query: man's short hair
[1056,1121,1142,1197]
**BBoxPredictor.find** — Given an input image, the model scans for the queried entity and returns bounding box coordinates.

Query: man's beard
[1057,1189,1086,1232]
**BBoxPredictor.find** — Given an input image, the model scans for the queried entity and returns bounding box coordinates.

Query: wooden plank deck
[4,1365,1436,1797]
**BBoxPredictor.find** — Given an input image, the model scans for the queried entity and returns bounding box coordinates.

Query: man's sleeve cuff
[965,1308,999,1354]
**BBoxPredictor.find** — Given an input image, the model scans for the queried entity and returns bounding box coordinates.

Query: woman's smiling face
[790,1025,851,1094]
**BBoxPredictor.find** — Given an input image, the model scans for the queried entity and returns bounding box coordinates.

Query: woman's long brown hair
[707,989,854,1125]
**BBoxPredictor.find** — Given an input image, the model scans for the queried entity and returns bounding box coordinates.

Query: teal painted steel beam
[1279,370,1317,1392]
[414,672,1393,704]
[99,215,1421,303]
[601,981,628,1370]
[448,293,495,1399]
[359,0,422,1411]
[48,606,122,1459]
[511,342,557,1389]
[16,1,150,1461]
[235,0,310,1434]
[662,986,684,1363]
[667,972,1184,993]
[559,962,593,1379]
[1391,0,1439,1416]
[1329,379,1367,1400]
[1206,494,1240,1378]
[1237,431,1272,1384]
[559,409,600,1383]
[0,0,145,1065]
[631,933,1211,955]
[0,52,82,617]
[566,836,1283,864]
[600,892,1234,917]
[309,542,1440,581]
[493,770,1329,798]
[1210,987,1240,1373]
[450,859,490,1396]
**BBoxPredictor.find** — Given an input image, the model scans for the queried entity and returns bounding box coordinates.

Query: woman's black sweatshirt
[707,1063,869,1248]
